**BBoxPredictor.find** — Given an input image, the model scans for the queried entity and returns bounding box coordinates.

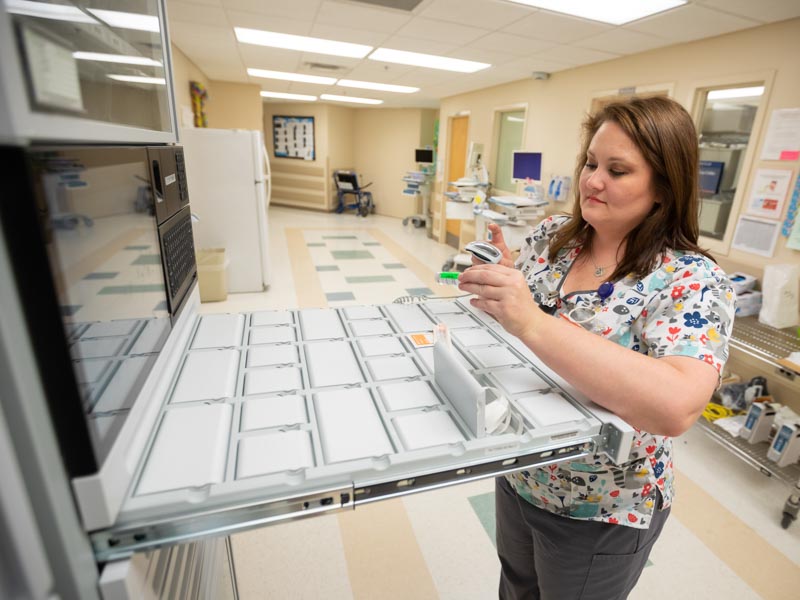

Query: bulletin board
[273,116,315,160]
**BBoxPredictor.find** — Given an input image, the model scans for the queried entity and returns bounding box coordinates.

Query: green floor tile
[331,250,374,259]
[344,275,394,284]
[98,284,165,295]
[322,235,358,239]
[131,254,161,265]
[468,492,496,547]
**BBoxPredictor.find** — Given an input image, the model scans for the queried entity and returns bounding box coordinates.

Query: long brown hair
[550,96,712,280]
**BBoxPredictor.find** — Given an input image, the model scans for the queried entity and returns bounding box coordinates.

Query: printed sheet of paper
[745,168,793,219]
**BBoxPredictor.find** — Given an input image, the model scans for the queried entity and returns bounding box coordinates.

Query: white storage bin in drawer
[305,341,364,387]
[130,318,170,354]
[471,346,521,368]
[489,367,550,395]
[344,305,382,320]
[73,337,126,359]
[367,356,421,380]
[75,358,111,384]
[435,313,476,329]
[83,319,138,338]
[299,309,345,340]
[93,356,149,413]
[394,411,465,450]
[358,336,405,357]
[137,403,232,495]
[171,349,239,403]
[378,381,440,411]
[251,310,293,326]
[384,304,433,332]
[426,301,465,315]
[452,328,497,347]
[247,345,298,367]
[314,388,393,463]
[249,326,296,345]
[191,314,245,349]
[517,392,585,427]
[349,319,393,336]
[236,430,314,478]
[244,367,303,395]
[241,395,307,431]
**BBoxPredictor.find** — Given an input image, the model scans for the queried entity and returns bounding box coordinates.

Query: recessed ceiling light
[337,79,419,94]
[504,0,686,26]
[73,52,162,67]
[235,27,372,59]
[247,68,336,85]
[320,94,383,105]
[368,48,490,73]
[707,86,764,100]
[87,8,160,32]
[260,91,318,101]
[107,75,166,85]
[5,0,96,23]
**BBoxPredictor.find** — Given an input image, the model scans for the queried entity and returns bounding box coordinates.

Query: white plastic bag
[758,264,800,329]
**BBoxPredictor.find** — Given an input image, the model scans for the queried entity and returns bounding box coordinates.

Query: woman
[458,96,735,600]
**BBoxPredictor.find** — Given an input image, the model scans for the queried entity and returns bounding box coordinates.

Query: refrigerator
[180,128,272,293]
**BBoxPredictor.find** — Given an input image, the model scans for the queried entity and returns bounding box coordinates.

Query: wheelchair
[333,170,375,217]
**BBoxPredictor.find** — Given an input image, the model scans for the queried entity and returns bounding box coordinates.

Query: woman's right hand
[475,224,514,267]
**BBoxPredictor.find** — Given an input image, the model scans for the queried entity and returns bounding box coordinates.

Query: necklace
[589,248,615,278]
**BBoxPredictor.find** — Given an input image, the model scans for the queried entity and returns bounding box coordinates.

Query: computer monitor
[512,151,542,182]
[415,148,434,164]
[699,160,724,195]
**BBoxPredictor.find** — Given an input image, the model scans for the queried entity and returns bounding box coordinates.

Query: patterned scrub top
[506,215,736,529]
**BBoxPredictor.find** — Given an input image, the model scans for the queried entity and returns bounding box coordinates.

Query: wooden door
[446,115,469,246]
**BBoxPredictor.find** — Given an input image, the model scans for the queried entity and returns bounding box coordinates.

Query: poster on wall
[745,168,793,219]
[731,214,780,257]
[760,107,800,161]
[273,116,315,160]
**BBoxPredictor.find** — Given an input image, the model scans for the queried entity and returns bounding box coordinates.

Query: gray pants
[496,477,669,600]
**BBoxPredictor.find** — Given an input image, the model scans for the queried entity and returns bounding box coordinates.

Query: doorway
[446,115,469,248]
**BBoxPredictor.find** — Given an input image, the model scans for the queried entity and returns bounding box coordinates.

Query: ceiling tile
[176,0,223,6]
[342,62,415,81]
[309,23,389,47]
[627,4,759,43]
[225,11,312,35]
[467,32,554,56]
[447,46,519,65]
[502,10,611,43]
[576,28,672,55]
[419,0,533,29]
[168,1,227,25]
[536,44,619,67]
[697,0,800,24]
[393,17,492,45]
[238,47,303,72]
[315,0,412,33]
[221,0,322,20]
[378,35,458,55]
[390,68,461,86]
[492,55,573,77]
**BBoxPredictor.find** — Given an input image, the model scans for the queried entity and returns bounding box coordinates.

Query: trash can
[196,248,229,302]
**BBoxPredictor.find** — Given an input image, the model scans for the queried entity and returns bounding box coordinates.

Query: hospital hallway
[197,205,800,600]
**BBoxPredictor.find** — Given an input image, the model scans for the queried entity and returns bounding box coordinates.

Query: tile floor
[199,205,800,600]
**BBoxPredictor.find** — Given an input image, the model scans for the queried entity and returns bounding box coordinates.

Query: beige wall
[170,45,208,129]
[436,18,800,280]
[204,81,264,131]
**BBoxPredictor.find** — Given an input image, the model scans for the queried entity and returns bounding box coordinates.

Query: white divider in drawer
[191,314,245,349]
[314,388,393,463]
[517,392,585,427]
[241,395,306,430]
[300,309,345,340]
[305,341,364,388]
[415,345,472,373]
[350,319,393,336]
[471,346,521,368]
[75,359,111,384]
[171,349,239,403]
[344,306,382,320]
[130,318,170,355]
[73,337,126,359]
[250,326,296,345]
[435,313,476,329]
[247,345,298,367]
[93,356,149,413]
[394,411,465,450]
[358,336,404,357]
[83,319,138,338]
[378,381,440,411]
[137,403,232,495]
[384,304,433,333]
[426,301,465,315]
[236,430,313,478]
[490,367,550,395]
[244,367,303,395]
[367,356,421,380]
[452,328,497,347]
[251,310,293,326]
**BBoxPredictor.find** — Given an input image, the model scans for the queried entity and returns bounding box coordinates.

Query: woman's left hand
[458,264,541,339]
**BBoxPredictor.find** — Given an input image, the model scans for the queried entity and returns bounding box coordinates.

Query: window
[696,85,765,240]
[493,110,525,193]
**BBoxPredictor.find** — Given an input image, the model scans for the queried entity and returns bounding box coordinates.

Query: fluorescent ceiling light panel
[504,1,686,26]
[6,0,96,23]
[87,8,160,32]
[337,79,419,94]
[235,27,372,59]
[108,75,166,85]
[73,52,162,67]
[707,86,764,100]
[260,91,317,101]
[320,94,383,105]
[368,48,489,73]
[247,68,336,85]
